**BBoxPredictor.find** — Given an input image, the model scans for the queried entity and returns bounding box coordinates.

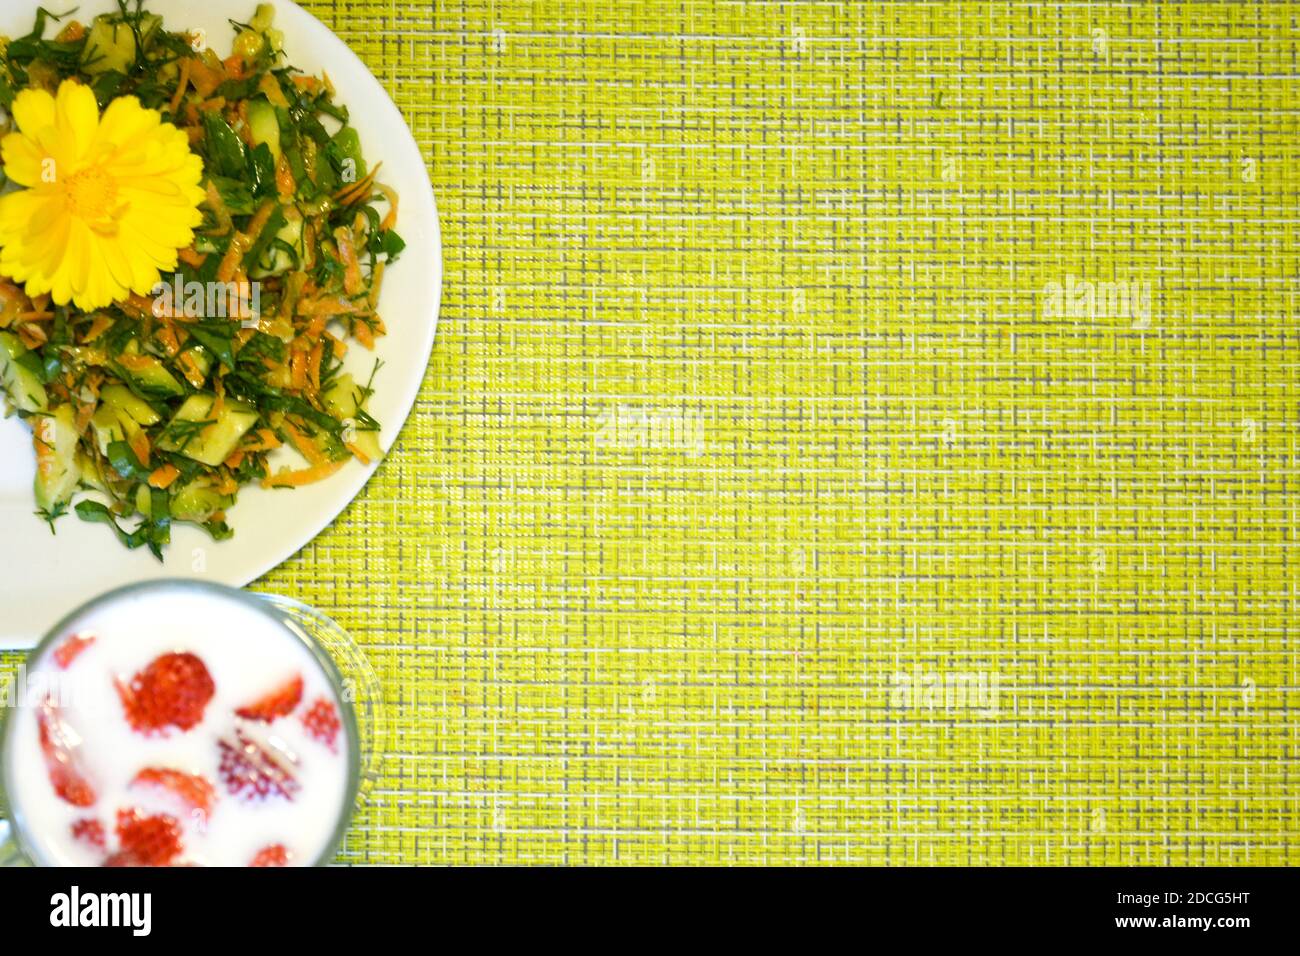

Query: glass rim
[0,578,364,867]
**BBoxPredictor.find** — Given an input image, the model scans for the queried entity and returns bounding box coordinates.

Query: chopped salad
[0,2,404,557]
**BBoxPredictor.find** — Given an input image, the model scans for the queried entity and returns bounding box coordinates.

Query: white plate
[0,0,440,647]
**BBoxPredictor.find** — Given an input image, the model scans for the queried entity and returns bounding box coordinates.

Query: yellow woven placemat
[7,0,1300,865]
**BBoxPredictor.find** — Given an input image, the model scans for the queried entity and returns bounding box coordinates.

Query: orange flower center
[61,166,119,224]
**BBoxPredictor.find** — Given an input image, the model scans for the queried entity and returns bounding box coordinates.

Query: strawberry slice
[107,809,183,867]
[71,818,106,850]
[36,698,96,807]
[250,844,291,867]
[53,633,95,669]
[116,652,215,734]
[301,697,342,752]
[218,728,300,801]
[235,674,303,722]
[131,767,216,820]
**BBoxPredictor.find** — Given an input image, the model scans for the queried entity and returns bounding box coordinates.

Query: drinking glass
[0,579,383,866]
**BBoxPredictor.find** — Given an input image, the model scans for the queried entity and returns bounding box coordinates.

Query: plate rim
[211,0,443,588]
[0,0,441,647]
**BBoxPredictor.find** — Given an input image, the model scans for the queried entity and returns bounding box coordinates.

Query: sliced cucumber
[61,345,109,369]
[157,393,259,467]
[234,4,284,61]
[171,481,234,522]
[90,385,161,456]
[89,404,126,457]
[251,2,277,32]
[100,384,161,428]
[250,216,303,278]
[33,404,80,511]
[0,331,48,412]
[81,13,162,75]
[248,99,282,161]
[178,345,214,389]
[115,343,184,398]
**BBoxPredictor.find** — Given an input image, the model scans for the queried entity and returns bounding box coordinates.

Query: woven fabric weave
[6,0,1300,865]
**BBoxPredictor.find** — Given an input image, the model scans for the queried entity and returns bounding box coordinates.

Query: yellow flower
[0,79,205,310]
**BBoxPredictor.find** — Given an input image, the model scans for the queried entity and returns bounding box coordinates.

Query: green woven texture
[10,0,1300,865]
[290,0,1300,865]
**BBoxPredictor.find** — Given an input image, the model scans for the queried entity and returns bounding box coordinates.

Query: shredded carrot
[246,199,278,243]
[124,294,156,318]
[333,227,363,295]
[233,100,252,146]
[223,451,245,469]
[369,260,386,310]
[217,232,252,283]
[299,295,365,317]
[241,428,282,452]
[17,325,46,349]
[301,221,317,272]
[261,459,346,488]
[345,442,372,465]
[178,246,207,268]
[187,56,226,97]
[334,162,382,205]
[323,330,348,356]
[83,314,114,343]
[75,402,95,434]
[156,325,181,357]
[0,283,28,328]
[275,152,296,197]
[177,351,206,389]
[205,180,233,235]
[169,59,191,114]
[148,464,181,489]
[304,314,327,339]
[129,429,152,468]
[354,320,375,350]
[115,354,157,373]
[377,183,400,232]
[289,348,307,390]
[307,342,324,391]
[258,72,290,108]
[55,21,86,42]
[283,420,326,465]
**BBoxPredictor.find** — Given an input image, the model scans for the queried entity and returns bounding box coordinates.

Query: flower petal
[1,129,49,188]
[54,79,100,164]
[93,95,162,155]
[10,87,56,138]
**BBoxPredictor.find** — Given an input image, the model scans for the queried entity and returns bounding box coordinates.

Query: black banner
[0,866,1290,942]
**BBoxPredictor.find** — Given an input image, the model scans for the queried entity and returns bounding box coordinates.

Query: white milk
[4,585,351,866]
